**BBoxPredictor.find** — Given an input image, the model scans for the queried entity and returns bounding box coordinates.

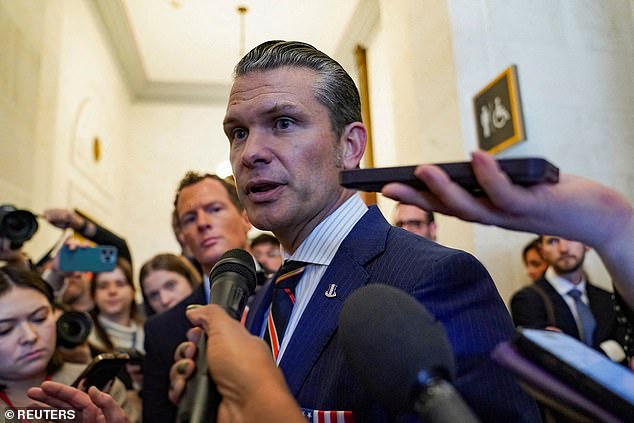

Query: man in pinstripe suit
[217,40,540,422]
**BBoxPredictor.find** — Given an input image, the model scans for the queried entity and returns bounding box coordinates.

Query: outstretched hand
[382,150,634,306]
[27,381,130,423]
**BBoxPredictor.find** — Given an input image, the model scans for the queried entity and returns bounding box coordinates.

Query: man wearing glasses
[393,202,437,241]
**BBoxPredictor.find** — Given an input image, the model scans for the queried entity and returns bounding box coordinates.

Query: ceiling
[93,0,368,103]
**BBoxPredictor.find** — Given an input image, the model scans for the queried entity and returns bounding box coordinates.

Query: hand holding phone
[59,244,118,272]
[72,353,130,391]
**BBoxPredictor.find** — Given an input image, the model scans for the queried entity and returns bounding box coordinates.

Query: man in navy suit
[511,235,619,349]
[143,172,252,423]
[214,40,539,422]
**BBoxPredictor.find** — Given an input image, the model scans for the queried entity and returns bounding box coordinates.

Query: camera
[0,204,38,249]
[56,310,93,348]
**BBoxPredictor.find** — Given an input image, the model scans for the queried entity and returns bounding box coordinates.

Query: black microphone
[176,249,257,423]
[339,284,480,423]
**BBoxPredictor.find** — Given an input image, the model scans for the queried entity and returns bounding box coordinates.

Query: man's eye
[275,118,293,130]
[181,215,195,226]
[232,128,248,141]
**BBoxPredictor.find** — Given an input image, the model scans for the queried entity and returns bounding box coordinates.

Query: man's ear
[340,122,367,170]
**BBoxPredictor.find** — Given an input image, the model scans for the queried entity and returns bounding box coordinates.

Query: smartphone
[59,244,118,272]
[512,328,634,419]
[339,157,559,195]
[71,353,130,391]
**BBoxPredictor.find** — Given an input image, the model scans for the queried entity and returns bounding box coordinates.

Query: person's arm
[381,150,634,308]
[169,304,305,423]
[43,208,132,264]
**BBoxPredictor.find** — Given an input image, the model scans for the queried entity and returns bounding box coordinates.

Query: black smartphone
[512,328,634,420]
[59,244,118,272]
[71,352,130,391]
[339,157,559,195]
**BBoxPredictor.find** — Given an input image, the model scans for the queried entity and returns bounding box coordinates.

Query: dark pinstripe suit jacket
[510,276,618,348]
[246,206,540,422]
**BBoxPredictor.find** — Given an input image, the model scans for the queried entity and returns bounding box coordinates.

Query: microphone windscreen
[209,248,257,292]
[339,284,455,412]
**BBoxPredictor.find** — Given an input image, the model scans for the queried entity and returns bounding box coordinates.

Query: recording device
[56,310,93,348]
[58,244,118,272]
[71,352,130,391]
[340,157,559,195]
[339,284,480,423]
[176,248,257,423]
[0,204,38,249]
[510,328,634,420]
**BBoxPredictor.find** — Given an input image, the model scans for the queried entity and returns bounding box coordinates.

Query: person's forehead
[253,242,275,250]
[396,204,426,218]
[226,68,318,107]
[0,287,49,316]
[177,179,232,211]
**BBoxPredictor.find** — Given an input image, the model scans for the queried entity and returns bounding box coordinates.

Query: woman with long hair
[88,258,143,355]
[139,253,200,317]
[0,265,132,416]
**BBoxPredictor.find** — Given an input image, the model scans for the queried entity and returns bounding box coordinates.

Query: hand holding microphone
[175,249,257,423]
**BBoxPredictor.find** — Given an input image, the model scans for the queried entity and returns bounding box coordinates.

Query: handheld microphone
[176,249,257,423]
[339,284,480,423]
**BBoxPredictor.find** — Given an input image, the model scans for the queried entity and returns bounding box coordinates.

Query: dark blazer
[510,276,618,348]
[246,206,540,422]
[143,284,206,423]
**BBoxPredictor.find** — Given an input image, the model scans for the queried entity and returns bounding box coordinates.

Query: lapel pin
[325,284,338,298]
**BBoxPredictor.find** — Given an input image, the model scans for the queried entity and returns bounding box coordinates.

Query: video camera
[0,204,38,249]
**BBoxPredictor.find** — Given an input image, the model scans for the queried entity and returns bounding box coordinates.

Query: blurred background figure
[139,253,200,317]
[249,233,283,278]
[88,258,143,355]
[393,202,437,241]
[522,237,548,282]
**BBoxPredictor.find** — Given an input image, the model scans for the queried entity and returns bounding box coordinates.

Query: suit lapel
[245,281,273,336]
[279,206,389,396]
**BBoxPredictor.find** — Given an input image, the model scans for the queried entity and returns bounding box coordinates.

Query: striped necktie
[567,288,596,346]
[263,260,307,359]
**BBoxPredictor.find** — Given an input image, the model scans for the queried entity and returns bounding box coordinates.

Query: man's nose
[239,129,273,168]
[558,239,570,251]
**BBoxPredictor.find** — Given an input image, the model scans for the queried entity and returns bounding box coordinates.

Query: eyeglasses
[395,219,428,229]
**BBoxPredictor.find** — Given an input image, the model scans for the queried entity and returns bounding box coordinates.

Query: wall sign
[473,65,525,154]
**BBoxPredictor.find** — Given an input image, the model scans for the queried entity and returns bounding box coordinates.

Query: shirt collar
[285,193,367,266]
[545,266,587,296]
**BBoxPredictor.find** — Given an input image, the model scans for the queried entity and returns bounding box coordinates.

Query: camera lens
[56,311,93,348]
[0,206,38,246]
